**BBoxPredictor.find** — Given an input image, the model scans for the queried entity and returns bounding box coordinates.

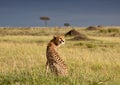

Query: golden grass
[0,28,120,85]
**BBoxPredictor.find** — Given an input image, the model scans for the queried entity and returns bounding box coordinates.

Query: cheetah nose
[62,40,65,44]
[62,40,64,42]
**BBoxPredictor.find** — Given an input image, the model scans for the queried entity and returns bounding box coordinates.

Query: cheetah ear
[53,35,57,39]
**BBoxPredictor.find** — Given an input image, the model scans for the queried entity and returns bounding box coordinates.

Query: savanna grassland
[0,27,120,85]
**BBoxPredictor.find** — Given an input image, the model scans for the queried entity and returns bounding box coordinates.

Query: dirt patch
[71,35,89,41]
[65,29,90,40]
[65,29,80,36]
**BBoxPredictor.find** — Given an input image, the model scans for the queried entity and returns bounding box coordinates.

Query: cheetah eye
[60,38,64,42]
[59,38,62,40]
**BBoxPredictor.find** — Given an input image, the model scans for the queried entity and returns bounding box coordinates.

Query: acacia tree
[40,16,50,27]
[64,23,71,27]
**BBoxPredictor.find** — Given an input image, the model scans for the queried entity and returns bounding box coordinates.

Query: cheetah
[45,35,68,76]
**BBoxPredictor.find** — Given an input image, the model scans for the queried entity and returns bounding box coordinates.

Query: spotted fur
[46,35,68,76]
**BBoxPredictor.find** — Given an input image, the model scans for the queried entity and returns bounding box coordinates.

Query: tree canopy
[40,16,50,27]
[64,23,71,27]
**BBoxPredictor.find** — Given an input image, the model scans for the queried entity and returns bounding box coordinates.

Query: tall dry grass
[0,27,120,85]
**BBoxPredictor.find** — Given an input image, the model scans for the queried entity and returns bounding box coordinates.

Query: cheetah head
[53,35,65,46]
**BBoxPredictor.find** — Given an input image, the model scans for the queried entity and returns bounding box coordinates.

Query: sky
[0,0,120,27]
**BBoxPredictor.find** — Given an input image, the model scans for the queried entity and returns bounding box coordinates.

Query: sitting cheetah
[45,35,68,76]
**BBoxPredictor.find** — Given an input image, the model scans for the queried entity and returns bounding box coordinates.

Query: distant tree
[64,23,71,27]
[40,16,50,27]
